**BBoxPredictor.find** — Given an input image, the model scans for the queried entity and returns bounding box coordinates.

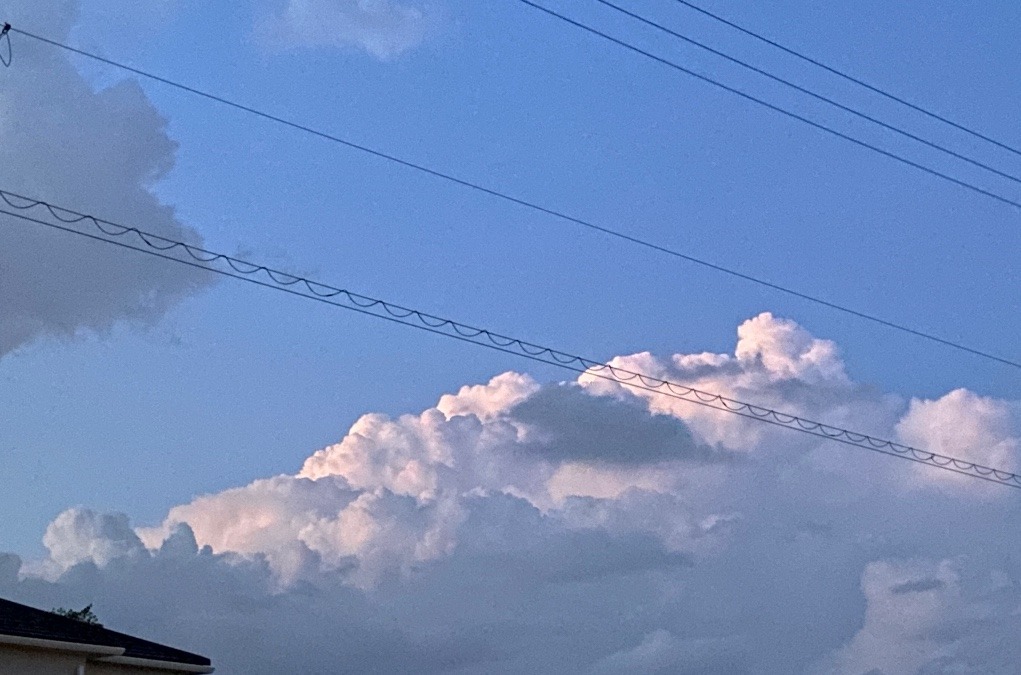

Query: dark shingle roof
[0,597,210,667]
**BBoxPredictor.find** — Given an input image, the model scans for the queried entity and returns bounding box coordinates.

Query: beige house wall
[0,644,83,674]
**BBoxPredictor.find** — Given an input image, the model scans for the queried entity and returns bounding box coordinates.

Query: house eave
[95,654,214,673]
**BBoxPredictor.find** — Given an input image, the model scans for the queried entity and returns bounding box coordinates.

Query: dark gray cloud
[0,0,213,358]
[891,578,946,595]
[452,493,691,585]
[511,384,728,466]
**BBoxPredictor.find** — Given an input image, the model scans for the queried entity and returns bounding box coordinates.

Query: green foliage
[51,604,101,626]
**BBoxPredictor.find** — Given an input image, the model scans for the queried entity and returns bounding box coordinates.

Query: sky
[0,0,1019,673]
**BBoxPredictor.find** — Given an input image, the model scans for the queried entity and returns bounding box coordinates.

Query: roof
[0,597,211,667]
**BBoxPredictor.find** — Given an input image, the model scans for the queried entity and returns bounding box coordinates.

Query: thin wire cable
[5,25,1020,372]
[595,0,1021,186]
[0,23,11,67]
[1,189,1018,490]
[672,0,1021,160]
[514,0,1021,210]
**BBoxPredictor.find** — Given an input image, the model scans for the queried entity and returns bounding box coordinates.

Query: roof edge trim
[0,633,125,656]
[96,654,214,673]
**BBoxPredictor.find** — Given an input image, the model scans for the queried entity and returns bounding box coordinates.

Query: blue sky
[1,1,1020,672]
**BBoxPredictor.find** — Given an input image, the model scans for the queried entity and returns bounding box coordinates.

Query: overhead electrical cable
[18,20,1018,210]
[594,0,1021,186]
[671,0,1021,159]
[513,0,1021,210]
[1,188,1018,490]
[3,25,1019,372]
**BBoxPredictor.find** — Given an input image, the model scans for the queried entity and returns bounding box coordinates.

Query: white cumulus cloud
[5,315,1021,673]
[814,557,1021,674]
[263,0,433,59]
[897,388,1021,487]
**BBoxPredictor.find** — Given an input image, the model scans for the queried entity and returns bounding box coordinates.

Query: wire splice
[1,188,1018,491]
[1,23,12,67]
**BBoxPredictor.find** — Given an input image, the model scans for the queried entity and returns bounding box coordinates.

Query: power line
[594,0,1021,186]
[514,0,1021,210]
[5,25,1020,373]
[1,188,1018,490]
[671,0,1021,160]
